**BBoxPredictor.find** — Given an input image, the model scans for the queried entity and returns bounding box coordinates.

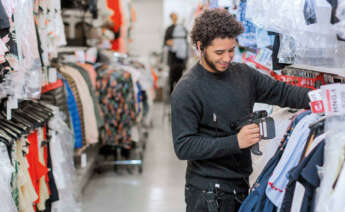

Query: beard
[203,51,229,73]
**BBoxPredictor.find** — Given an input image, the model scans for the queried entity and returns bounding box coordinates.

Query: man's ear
[197,41,203,51]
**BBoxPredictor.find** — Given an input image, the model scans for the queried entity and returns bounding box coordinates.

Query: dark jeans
[185,184,248,212]
[169,62,185,94]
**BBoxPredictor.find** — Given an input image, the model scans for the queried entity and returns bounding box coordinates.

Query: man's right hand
[237,124,261,149]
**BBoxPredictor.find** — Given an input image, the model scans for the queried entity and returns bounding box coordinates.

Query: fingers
[242,124,260,133]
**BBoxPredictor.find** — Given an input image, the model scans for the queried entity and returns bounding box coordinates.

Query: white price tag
[86,47,97,63]
[8,96,18,109]
[75,50,86,63]
[6,103,11,120]
[321,84,345,115]
[48,67,57,83]
[255,48,273,69]
[81,153,87,168]
[308,89,325,114]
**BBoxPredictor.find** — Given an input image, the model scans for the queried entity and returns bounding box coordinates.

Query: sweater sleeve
[171,84,241,161]
[249,66,311,109]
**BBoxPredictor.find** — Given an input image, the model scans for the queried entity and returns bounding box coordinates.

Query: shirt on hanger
[266,113,320,208]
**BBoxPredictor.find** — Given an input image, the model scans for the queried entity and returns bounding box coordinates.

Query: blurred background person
[163,12,189,94]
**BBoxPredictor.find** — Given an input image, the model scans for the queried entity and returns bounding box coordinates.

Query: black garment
[43,140,59,212]
[270,32,291,70]
[164,24,187,93]
[185,184,248,212]
[326,0,339,24]
[169,60,185,94]
[171,62,310,194]
[0,2,9,29]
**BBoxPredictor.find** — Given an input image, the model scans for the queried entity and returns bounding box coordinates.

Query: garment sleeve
[171,86,241,161]
[250,66,311,109]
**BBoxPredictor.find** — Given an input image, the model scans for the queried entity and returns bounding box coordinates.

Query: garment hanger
[12,110,41,128]
[5,112,34,131]
[0,128,14,144]
[0,112,28,133]
[0,123,19,139]
[0,121,22,138]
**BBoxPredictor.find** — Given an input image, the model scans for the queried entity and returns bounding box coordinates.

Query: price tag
[321,84,345,115]
[81,153,87,168]
[255,48,273,69]
[86,47,97,63]
[48,67,57,83]
[6,103,11,120]
[8,96,18,109]
[75,50,86,63]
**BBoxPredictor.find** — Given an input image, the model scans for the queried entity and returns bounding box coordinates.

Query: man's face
[201,38,236,73]
[170,13,178,24]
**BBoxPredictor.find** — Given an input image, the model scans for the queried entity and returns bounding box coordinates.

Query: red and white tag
[321,84,345,115]
[308,89,325,114]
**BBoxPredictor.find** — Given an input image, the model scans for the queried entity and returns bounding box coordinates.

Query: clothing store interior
[0,0,344,212]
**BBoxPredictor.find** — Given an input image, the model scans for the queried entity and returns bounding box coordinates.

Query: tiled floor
[82,103,186,212]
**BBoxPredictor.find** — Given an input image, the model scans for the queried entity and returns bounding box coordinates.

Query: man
[164,12,188,94]
[171,9,310,212]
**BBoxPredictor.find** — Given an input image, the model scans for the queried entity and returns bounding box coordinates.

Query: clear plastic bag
[236,1,257,47]
[277,34,296,64]
[45,104,82,212]
[0,142,17,212]
[14,0,43,99]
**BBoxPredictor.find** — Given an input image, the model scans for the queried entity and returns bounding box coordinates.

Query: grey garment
[171,62,310,193]
[171,24,188,60]
[0,2,9,29]
[65,63,104,128]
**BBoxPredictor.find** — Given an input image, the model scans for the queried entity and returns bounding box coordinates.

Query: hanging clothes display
[0,101,81,212]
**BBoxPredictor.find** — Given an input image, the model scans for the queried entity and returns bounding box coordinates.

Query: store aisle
[82,103,186,212]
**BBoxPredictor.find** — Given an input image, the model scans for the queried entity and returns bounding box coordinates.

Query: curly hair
[191,9,244,49]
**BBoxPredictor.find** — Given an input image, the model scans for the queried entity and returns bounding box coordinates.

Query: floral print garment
[96,66,137,147]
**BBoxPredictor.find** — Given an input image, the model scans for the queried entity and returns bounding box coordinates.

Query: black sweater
[171,62,310,192]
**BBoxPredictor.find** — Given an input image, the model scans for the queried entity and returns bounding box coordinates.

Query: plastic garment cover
[315,115,345,212]
[14,0,42,99]
[334,1,345,40]
[0,142,17,212]
[246,0,345,68]
[46,104,82,212]
[34,0,66,67]
[236,0,257,47]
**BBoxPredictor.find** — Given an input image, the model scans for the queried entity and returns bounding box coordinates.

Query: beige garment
[17,138,37,212]
[60,65,99,143]
[37,128,49,211]
[77,63,97,88]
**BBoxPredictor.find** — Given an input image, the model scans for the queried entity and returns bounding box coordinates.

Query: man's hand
[166,39,174,47]
[237,124,261,149]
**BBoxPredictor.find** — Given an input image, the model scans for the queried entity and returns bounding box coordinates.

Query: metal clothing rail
[94,123,148,174]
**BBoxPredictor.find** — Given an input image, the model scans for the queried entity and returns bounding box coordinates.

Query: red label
[310,100,325,113]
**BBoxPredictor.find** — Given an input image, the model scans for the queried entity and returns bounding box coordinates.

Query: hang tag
[321,84,345,115]
[75,50,86,63]
[8,96,18,109]
[86,47,97,63]
[308,89,325,114]
[255,48,272,69]
[81,153,87,168]
[48,67,57,83]
[6,103,11,120]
